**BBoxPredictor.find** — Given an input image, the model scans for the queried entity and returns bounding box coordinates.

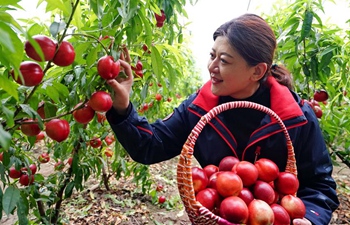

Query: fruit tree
[0,0,202,223]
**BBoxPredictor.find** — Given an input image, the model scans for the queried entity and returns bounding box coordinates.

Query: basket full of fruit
[176,101,306,225]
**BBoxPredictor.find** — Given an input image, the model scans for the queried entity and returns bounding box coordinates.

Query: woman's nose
[208,59,219,73]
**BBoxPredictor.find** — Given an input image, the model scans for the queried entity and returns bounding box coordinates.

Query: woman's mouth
[211,76,223,84]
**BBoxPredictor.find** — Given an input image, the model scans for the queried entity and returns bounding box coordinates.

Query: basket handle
[177,101,297,224]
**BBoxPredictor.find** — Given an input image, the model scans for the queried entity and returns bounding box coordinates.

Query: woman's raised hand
[106,46,133,115]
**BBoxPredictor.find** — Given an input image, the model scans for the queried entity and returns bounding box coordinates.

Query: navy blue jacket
[107,76,339,224]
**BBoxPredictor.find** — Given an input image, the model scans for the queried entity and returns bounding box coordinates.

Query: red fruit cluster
[305,99,323,119]
[139,102,154,113]
[38,152,50,163]
[104,135,115,146]
[19,113,71,143]
[155,10,166,27]
[142,44,151,54]
[14,35,78,142]
[73,90,113,124]
[131,60,143,78]
[25,35,75,67]
[305,89,329,119]
[89,137,102,148]
[12,35,76,87]
[104,148,113,157]
[192,157,306,224]
[9,164,37,186]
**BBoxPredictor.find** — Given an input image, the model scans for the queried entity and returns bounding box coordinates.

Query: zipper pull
[254,146,261,163]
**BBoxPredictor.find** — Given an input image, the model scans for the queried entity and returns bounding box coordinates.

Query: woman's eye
[209,53,214,59]
[220,58,227,63]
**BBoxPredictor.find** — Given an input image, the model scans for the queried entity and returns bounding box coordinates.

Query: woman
[106,13,339,225]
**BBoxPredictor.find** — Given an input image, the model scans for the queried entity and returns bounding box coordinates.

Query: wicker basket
[177,101,297,225]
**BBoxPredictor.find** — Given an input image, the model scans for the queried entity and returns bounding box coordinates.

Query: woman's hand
[293,218,312,225]
[106,46,133,115]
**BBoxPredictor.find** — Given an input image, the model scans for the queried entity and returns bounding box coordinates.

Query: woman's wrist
[112,100,130,115]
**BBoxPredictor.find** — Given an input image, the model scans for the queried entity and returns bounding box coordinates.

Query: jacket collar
[192,76,304,120]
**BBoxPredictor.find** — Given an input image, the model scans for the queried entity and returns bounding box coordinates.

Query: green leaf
[53,82,70,98]
[0,22,24,66]
[0,0,21,6]
[151,46,163,80]
[0,125,11,150]
[74,168,83,191]
[73,42,93,65]
[65,181,75,198]
[43,101,58,118]
[1,105,14,127]
[0,23,16,52]
[49,21,66,37]
[138,9,152,46]
[19,104,37,118]
[140,83,149,100]
[302,63,310,77]
[16,194,29,225]
[3,186,20,215]
[0,11,23,31]
[300,10,313,41]
[45,0,69,14]
[320,51,333,70]
[72,3,84,29]
[27,23,45,36]
[131,14,143,36]
[85,44,98,67]
[89,0,104,19]
[46,85,60,103]
[1,151,10,167]
[310,56,318,82]
[0,73,19,100]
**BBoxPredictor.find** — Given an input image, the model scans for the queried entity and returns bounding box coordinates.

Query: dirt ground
[1,153,350,225]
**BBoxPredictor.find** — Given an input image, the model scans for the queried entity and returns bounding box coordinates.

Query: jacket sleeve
[294,104,339,224]
[106,96,196,165]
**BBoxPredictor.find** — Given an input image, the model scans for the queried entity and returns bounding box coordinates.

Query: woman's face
[207,36,261,99]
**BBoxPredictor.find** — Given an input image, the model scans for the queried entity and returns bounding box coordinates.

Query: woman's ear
[251,63,267,81]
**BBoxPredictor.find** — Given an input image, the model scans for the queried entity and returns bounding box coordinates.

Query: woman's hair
[213,13,293,90]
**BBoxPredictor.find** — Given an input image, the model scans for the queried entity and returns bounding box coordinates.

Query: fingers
[120,51,125,61]
[106,79,120,92]
[121,45,131,63]
[293,218,312,225]
[119,59,133,80]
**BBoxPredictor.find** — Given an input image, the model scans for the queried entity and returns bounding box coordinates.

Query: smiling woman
[185,0,275,82]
